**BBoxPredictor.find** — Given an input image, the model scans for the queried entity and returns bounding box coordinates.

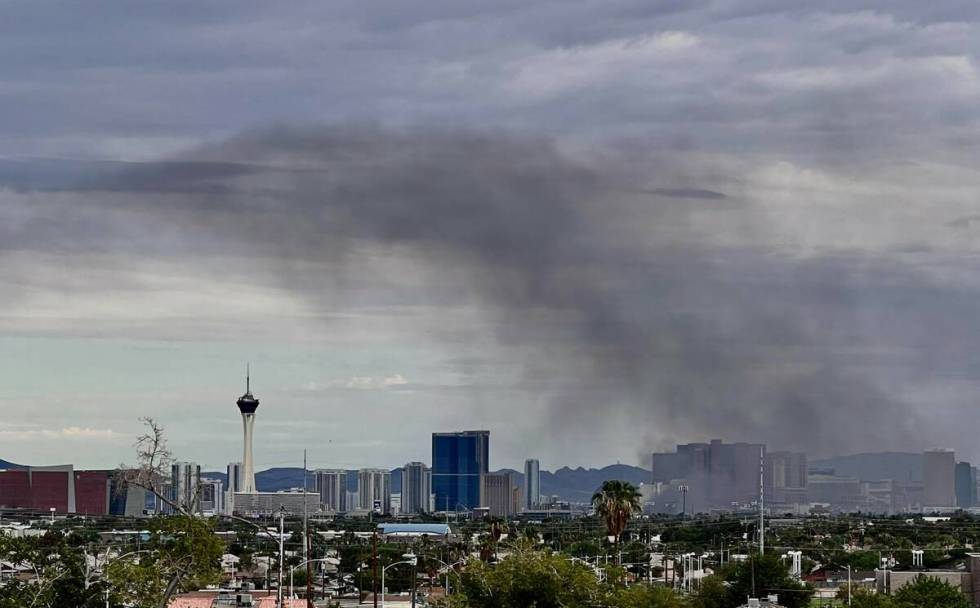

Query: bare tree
[114,418,208,607]
[116,418,285,608]
[118,417,184,513]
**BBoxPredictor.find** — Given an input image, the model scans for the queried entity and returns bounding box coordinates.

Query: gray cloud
[2,2,980,466]
[2,1,979,165]
[1,128,960,460]
[644,188,728,200]
[947,214,980,229]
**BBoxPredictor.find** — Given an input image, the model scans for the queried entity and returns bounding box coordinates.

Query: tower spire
[236,364,260,494]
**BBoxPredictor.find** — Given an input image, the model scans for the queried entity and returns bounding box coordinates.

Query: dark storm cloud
[0,127,947,456]
[947,214,980,229]
[0,158,269,194]
[645,188,728,200]
[1,0,979,164]
[3,1,980,464]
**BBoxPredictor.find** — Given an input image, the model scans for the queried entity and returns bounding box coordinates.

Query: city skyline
[0,366,975,471]
[0,420,972,517]
[4,3,980,470]
[6,4,980,607]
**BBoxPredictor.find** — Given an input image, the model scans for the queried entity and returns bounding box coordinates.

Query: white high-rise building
[235,371,260,494]
[402,462,431,515]
[358,469,391,514]
[170,462,201,513]
[227,462,243,493]
[224,462,243,514]
[482,472,516,518]
[315,469,348,513]
[200,478,224,514]
[524,459,540,511]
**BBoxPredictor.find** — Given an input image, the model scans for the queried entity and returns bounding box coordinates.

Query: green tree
[591,480,642,564]
[436,543,600,608]
[106,515,224,608]
[847,588,894,608]
[842,551,881,571]
[605,584,687,608]
[892,575,970,608]
[48,542,111,608]
[693,554,812,608]
[0,533,109,608]
[118,418,278,607]
[689,576,730,608]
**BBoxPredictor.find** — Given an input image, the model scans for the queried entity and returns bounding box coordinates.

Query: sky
[2,1,980,471]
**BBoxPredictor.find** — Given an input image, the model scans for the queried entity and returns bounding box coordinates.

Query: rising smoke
[1,127,929,459]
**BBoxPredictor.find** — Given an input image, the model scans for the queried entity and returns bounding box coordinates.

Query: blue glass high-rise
[432,430,489,513]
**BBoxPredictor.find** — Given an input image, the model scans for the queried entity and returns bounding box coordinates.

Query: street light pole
[411,556,418,608]
[303,449,311,608]
[380,565,386,608]
[290,558,331,602]
[380,554,417,608]
[427,557,466,598]
[98,549,152,608]
[372,532,378,608]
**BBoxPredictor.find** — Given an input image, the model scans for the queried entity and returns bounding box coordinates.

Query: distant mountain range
[201,463,652,503]
[203,454,927,499]
[542,464,650,502]
[0,452,928,501]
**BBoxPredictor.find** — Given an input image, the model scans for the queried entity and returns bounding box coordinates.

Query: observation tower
[236,368,260,493]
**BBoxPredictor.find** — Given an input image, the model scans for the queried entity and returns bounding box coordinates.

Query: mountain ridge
[202,463,652,503]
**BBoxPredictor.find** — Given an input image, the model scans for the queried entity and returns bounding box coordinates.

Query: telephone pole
[277,507,285,608]
[306,526,314,607]
[304,450,313,607]
[758,445,765,556]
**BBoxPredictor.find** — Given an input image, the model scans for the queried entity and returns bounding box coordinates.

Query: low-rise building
[876,553,980,606]
[232,491,319,516]
[377,523,454,543]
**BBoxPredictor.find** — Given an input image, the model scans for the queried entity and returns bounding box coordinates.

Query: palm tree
[591,480,642,564]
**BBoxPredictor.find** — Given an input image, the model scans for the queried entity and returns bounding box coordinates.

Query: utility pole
[304,449,313,607]
[758,445,765,556]
[307,526,314,607]
[410,553,418,608]
[278,507,285,608]
[373,531,379,608]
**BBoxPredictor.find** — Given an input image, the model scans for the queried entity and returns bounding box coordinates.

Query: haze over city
[3,1,980,474]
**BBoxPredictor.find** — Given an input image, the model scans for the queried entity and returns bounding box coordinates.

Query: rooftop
[378,523,452,536]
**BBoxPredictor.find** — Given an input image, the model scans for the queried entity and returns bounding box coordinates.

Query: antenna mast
[759,445,765,555]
